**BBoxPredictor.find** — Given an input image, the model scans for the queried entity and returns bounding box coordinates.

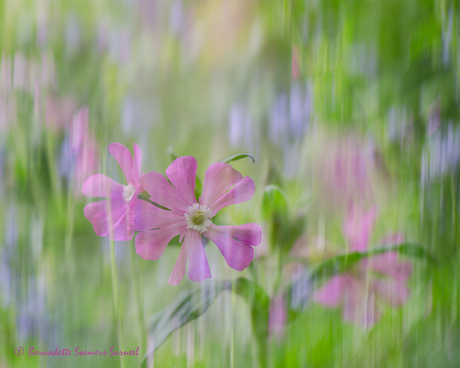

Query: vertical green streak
[232,278,270,368]
[130,243,145,357]
[110,239,125,368]
[451,175,458,243]
[64,187,74,262]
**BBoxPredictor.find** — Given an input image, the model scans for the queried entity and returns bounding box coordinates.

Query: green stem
[110,239,125,368]
[255,336,268,368]
[232,278,270,368]
[64,187,74,262]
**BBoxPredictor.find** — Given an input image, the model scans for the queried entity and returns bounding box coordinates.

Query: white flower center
[184,203,213,234]
[122,183,136,202]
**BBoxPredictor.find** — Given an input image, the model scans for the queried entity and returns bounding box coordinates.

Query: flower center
[122,183,136,202]
[185,203,213,234]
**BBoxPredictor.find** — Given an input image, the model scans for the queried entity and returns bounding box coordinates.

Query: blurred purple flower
[130,157,261,285]
[17,277,47,342]
[269,82,311,147]
[59,108,99,195]
[314,205,412,328]
[82,142,143,241]
[268,82,312,177]
[421,122,460,184]
[170,0,185,36]
[269,93,288,146]
[229,103,252,149]
[0,205,18,306]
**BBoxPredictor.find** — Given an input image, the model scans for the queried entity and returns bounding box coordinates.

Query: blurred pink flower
[82,142,143,241]
[64,108,100,196]
[269,293,287,341]
[45,94,77,131]
[0,92,16,132]
[130,157,261,285]
[314,205,412,328]
[292,46,300,81]
[311,134,387,211]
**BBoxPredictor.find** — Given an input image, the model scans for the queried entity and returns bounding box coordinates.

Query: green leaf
[219,153,255,164]
[261,185,288,220]
[310,243,435,282]
[139,278,269,367]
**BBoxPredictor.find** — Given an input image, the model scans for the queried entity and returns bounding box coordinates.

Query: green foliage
[219,153,256,165]
[262,184,304,254]
[140,278,270,367]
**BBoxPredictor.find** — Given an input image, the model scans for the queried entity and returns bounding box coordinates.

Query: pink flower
[310,134,386,212]
[314,205,412,328]
[45,94,77,131]
[269,293,287,341]
[82,142,143,241]
[130,156,261,285]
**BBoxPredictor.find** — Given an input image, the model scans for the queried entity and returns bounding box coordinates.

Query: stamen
[185,204,213,234]
[122,183,136,202]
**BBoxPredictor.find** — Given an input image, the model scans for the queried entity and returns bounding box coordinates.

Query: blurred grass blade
[140,278,269,367]
[219,153,255,164]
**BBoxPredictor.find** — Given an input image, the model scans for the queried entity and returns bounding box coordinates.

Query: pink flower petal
[135,222,185,261]
[364,252,412,282]
[206,223,261,246]
[200,162,243,208]
[372,279,410,306]
[165,156,197,207]
[207,177,255,215]
[169,238,190,285]
[109,142,135,185]
[314,274,352,307]
[343,285,381,328]
[269,293,287,340]
[92,201,132,240]
[204,224,255,271]
[129,199,186,231]
[83,200,106,222]
[81,174,123,198]
[186,230,211,282]
[380,233,405,246]
[141,171,190,213]
[343,205,378,252]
